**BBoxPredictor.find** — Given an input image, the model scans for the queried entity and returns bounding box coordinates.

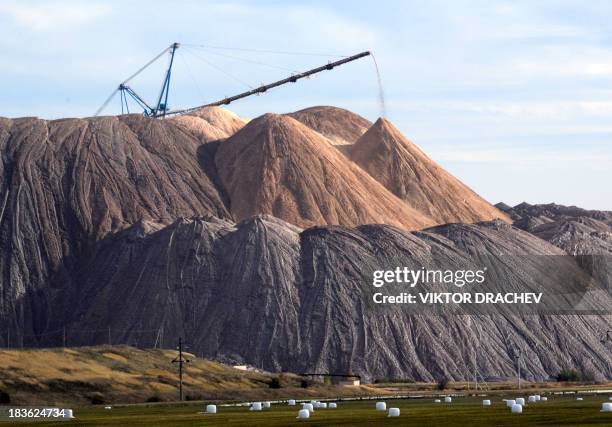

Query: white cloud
[0,1,110,32]
[430,144,612,172]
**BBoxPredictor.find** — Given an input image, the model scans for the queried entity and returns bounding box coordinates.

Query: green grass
[2,395,611,426]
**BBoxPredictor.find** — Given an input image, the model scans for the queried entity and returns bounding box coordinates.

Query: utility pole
[108,327,111,346]
[63,327,66,347]
[171,337,190,401]
[515,348,522,390]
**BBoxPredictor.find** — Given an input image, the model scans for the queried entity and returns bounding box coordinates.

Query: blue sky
[1,0,611,209]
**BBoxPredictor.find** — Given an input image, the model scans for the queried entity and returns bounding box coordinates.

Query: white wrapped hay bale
[206,404,217,414]
[506,399,516,408]
[263,402,271,409]
[444,396,452,403]
[319,402,327,409]
[511,403,523,414]
[297,409,310,419]
[528,396,537,403]
[303,403,314,413]
[63,409,74,419]
[250,402,262,411]
[577,397,584,401]
[329,403,337,409]
[388,408,400,417]
[482,399,491,406]
[434,399,441,403]
[376,402,386,411]
[541,397,548,401]
[535,395,541,401]
[601,402,612,412]
[516,398,525,406]
[288,399,296,406]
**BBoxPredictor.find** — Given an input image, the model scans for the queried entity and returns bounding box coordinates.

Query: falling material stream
[370,53,386,118]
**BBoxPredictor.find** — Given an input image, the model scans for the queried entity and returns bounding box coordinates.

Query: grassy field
[2,346,612,425]
[0,346,377,405]
[1,395,612,426]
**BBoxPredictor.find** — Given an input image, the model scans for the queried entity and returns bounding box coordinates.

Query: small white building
[338,379,361,386]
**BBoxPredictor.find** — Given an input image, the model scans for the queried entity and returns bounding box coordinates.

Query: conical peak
[287,106,372,145]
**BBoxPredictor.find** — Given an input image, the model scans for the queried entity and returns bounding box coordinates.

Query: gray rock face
[57,216,612,382]
[0,115,232,334]
[497,203,612,293]
[1,112,611,384]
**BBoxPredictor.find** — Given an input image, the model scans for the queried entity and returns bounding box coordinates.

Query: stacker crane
[95,42,371,118]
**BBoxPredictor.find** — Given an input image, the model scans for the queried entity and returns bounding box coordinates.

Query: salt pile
[376,402,387,411]
[206,404,217,414]
[297,409,310,419]
[511,403,523,414]
[388,408,400,417]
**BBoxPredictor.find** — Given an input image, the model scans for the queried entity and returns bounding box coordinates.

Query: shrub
[146,395,162,403]
[0,391,10,404]
[556,369,579,382]
[579,369,596,383]
[300,379,309,389]
[436,377,449,390]
[89,395,105,405]
[186,394,203,401]
[268,377,281,389]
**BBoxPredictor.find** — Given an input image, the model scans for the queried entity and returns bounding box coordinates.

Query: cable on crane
[184,45,301,73]
[182,48,255,90]
[181,43,349,58]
